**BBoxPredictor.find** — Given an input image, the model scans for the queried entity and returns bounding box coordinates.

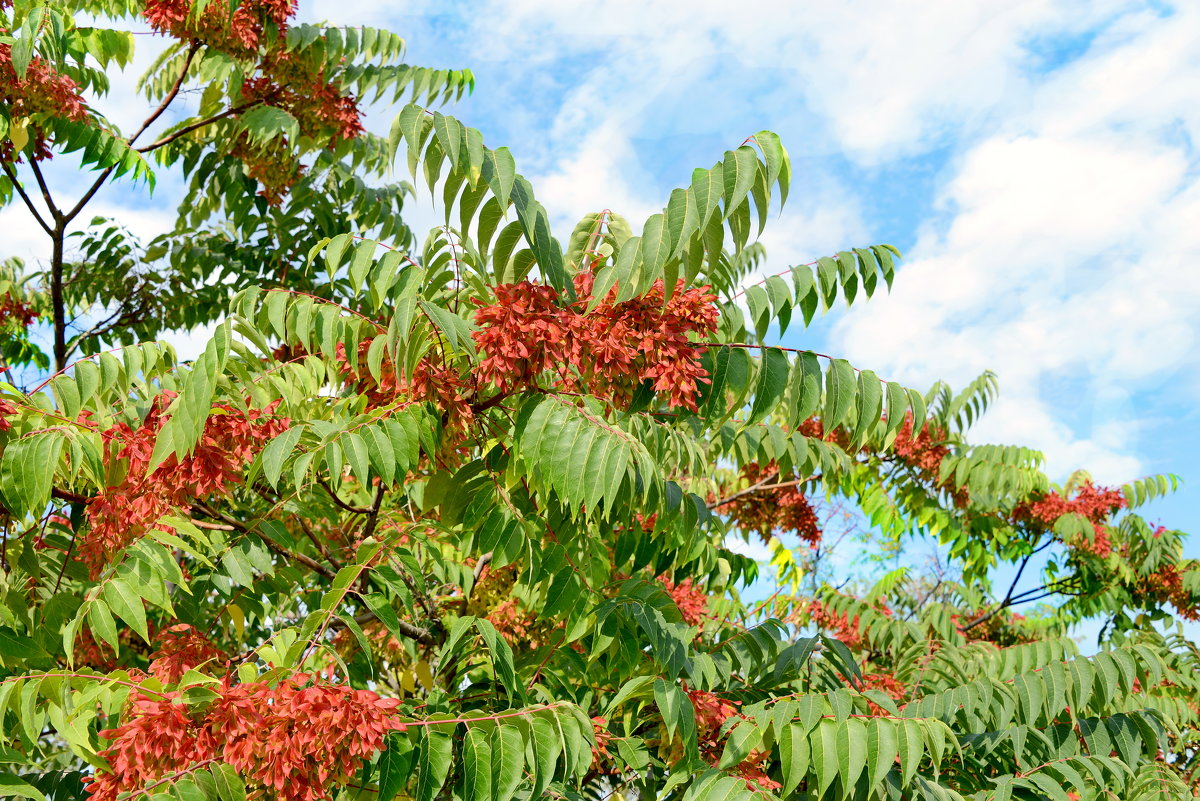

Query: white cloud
[832,5,1200,482]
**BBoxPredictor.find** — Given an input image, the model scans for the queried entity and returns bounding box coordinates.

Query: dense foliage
[2,3,1199,801]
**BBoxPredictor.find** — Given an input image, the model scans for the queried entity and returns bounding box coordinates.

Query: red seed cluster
[1137,562,1200,622]
[81,395,289,576]
[86,675,400,801]
[334,341,474,435]
[0,44,89,162]
[658,575,709,626]
[807,599,863,648]
[861,671,905,715]
[1012,481,1126,558]
[147,623,227,684]
[891,413,949,474]
[473,272,719,411]
[143,0,296,58]
[141,0,364,204]
[683,686,780,791]
[714,462,821,546]
[0,294,39,329]
[0,398,16,432]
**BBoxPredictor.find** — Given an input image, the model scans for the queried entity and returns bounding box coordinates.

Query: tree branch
[51,487,90,505]
[63,40,202,225]
[137,102,260,155]
[963,551,1034,631]
[707,473,820,510]
[193,502,337,580]
[0,160,53,235]
[317,476,372,514]
[27,158,62,222]
[332,608,436,646]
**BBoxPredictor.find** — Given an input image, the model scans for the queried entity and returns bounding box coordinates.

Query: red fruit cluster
[1137,563,1200,622]
[0,45,89,162]
[147,624,227,684]
[683,687,780,792]
[0,293,38,328]
[807,599,863,649]
[141,1,364,204]
[658,575,709,626]
[714,463,821,546]
[230,54,364,204]
[81,395,289,576]
[334,341,473,435]
[861,671,905,715]
[0,398,16,432]
[486,598,546,648]
[86,675,400,801]
[1012,481,1126,558]
[143,0,295,58]
[891,413,949,474]
[473,272,719,411]
[889,413,970,507]
[589,716,614,770]
[243,53,364,144]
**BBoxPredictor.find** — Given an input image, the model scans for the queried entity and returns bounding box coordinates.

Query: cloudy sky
[6,2,1198,601]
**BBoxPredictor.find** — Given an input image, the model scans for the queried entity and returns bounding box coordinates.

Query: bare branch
[0,160,53,235]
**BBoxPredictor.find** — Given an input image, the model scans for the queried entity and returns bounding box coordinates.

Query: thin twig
[137,102,260,154]
[0,160,53,235]
[317,476,372,514]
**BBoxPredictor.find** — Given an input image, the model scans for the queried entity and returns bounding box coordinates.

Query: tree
[2,4,1200,801]
[1,0,471,373]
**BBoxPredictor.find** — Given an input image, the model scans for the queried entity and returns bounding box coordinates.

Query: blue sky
[4,1,1198,634]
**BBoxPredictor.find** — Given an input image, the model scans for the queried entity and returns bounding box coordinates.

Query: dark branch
[27,158,62,222]
[0,161,53,235]
[193,502,337,581]
[64,40,202,224]
[317,477,372,514]
[707,473,820,510]
[137,102,260,155]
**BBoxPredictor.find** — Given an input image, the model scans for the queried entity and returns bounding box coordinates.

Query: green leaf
[260,426,304,490]
[415,720,456,801]
[378,731,415,801]
[102,580,150,643]
[823,358,856,432]
[463,726,493,801]
[0,774,47,801]
[746,347,788,426]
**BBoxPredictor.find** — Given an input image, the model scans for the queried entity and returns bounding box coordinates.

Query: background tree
[3,3,1200,801]
[1,0,471,372]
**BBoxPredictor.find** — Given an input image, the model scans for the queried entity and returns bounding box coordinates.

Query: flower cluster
[141,1,364,204]
[473,272,719,411]
[1012,481,1126,557]
[683,687,780,792]
[81,395,289,575]
[1137,563,1200,622]
[86,675,400,801]
[713,462,821,546]
[806,599,863,648]
[0,293,38,329]
[143,0,295,58]
[147,624,226,684]
[658,575,710,626]
[0,44,89,162]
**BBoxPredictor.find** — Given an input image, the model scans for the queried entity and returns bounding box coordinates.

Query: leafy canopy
[2,3,1199,801]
